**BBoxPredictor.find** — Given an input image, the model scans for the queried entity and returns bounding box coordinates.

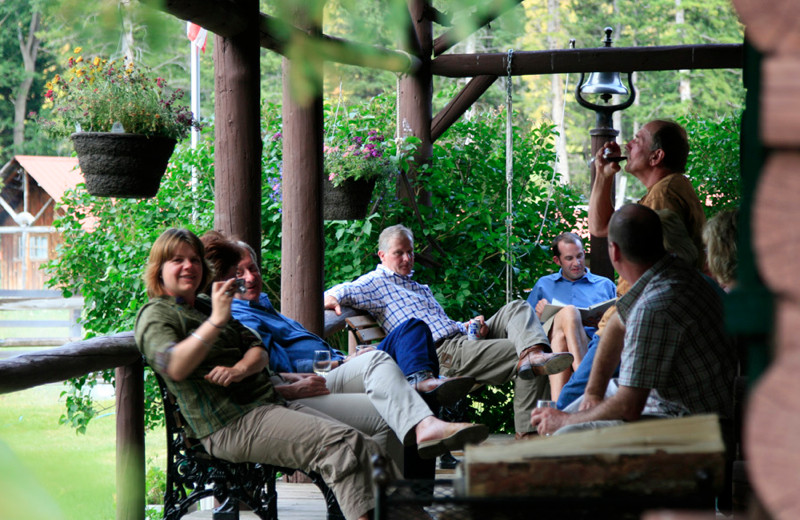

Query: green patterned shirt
[135,295,285,438]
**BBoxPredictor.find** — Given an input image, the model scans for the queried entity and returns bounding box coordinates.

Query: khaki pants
[202,402,393,520]
[437,299,551,434]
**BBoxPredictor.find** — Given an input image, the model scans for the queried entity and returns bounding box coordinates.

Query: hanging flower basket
[71,132,177,198]
[323,176,376,220]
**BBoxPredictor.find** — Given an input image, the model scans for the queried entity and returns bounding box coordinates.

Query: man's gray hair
[378,224,414,252]
[236,240,261,274]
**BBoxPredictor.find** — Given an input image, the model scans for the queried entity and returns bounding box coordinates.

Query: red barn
[0,156,82,290]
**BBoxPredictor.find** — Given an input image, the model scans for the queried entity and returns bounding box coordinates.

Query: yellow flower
[73,47,82,54]
[76,56,84,63]
[93,56,101,67]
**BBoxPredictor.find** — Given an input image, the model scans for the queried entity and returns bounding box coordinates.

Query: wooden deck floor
[182,439,515,519]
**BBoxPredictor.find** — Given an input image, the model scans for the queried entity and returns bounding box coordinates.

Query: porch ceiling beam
[432,0,525,57]
[153,0,420,73]
[431,43,744,77]
[431,75,498,143]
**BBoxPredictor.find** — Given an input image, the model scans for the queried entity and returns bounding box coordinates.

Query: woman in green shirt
[135,228,382,520]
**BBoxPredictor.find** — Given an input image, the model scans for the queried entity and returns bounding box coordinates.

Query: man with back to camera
[527,232,616,402]
[531,204,736,435]
[324,224,575,438]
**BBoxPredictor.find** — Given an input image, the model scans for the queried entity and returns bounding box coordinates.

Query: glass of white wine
[312,350,332,377]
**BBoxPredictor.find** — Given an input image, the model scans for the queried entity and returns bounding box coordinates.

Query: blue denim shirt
[231,293,345,374]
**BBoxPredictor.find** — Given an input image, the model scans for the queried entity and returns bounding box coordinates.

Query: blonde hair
[656,209,698,266]
[703,209,738,289]
[144,228,211,298]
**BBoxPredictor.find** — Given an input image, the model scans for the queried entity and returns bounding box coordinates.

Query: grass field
[0,308,75,339]
[0,384,166,520]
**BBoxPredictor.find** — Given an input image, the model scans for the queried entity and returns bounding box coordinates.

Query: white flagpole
[189,23,201,222]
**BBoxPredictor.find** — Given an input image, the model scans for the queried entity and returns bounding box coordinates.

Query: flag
[187,23,207,53]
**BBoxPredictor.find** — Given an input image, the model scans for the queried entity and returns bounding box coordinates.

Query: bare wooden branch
[433,0,525,57]
[432,44,744,77]
[0,332,138,394]
[431,75,497,142]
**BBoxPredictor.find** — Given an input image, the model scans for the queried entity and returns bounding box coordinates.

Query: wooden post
[398,0,433,207]
[213,0,262,260]
[116,359,145,520]
[281,9,324,335]
[588,125,617,280]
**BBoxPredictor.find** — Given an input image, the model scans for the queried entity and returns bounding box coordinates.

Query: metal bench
[152,370,344,520]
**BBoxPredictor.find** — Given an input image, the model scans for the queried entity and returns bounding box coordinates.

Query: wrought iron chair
[152,369,344,520]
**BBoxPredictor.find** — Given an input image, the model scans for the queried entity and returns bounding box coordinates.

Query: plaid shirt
[617,254,736,418]
[326,264,466,342]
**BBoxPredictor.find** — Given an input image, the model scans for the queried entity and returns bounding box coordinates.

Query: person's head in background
[200,231,246,288]
[656,209,699,267]
[703,209,739,292]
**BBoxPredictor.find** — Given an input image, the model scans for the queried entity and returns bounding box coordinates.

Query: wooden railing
[0,308,360,520]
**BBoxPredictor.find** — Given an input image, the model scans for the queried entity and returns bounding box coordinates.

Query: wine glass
[312,350,332,377]
[536,400,557,437]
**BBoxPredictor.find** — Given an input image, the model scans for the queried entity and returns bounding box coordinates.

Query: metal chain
[505,48,514,304]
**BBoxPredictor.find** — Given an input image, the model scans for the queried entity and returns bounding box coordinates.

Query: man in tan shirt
[589,119,706,267]
[579,119,707,411]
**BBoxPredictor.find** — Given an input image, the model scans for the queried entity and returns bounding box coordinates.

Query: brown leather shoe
[516,346,573,380]
[414,376,476,407]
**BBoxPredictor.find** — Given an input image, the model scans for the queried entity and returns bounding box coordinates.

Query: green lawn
[0,384,166,520]
[0,308,75,339]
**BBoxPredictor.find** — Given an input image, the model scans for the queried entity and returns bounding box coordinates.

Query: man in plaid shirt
[325,224,573,437]
[532,204,736,435]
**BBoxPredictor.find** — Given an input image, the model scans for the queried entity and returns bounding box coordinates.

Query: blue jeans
[556,333,619,410]
[376,318,438,378]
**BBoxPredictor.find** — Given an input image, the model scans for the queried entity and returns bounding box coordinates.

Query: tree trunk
[547,0,569,183]
[676,0,691,103]
[12,10,40,151]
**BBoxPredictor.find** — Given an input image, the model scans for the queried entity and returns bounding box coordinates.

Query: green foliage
[145,459,167,506]
[680,111,742,217]
[41,49,196,139]
[44,129,217,432]
[47,91,739,434]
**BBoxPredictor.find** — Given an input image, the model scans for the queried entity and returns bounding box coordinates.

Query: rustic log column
[398,0,433,207]
[588,126,616,280]
[116,359,144,520]
[281,12,324,335]
[213,0,262,258]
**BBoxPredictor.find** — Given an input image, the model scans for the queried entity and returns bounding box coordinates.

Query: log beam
[152,0,419,74]
[431,75,497,142]
[432,0,525,57]
[116,360,145,520]
[280,9,325,336]
[432,44,744,77]
[213,0,262,257]
[0,332,138,394]
[398,0,434,207]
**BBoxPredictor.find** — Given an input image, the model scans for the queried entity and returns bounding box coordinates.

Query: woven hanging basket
[323,177,376,220]
[71,132,177,198]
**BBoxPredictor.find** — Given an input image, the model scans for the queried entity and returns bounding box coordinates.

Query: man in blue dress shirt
[527,232,616,402]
